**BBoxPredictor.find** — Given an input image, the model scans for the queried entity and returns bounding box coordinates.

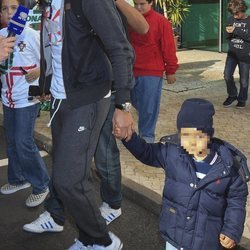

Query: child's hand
[25,68,40,83]
[165,74,176,85]
[220,233,236,249]
[112,124,122,139]
[226,25,235,33]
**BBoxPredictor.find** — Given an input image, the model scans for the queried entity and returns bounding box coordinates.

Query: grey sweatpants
[50,96,110,242]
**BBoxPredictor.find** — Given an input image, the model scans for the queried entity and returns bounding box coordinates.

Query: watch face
[123,102,132,111]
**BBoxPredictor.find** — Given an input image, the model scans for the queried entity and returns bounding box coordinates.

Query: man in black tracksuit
[23,0,135,249]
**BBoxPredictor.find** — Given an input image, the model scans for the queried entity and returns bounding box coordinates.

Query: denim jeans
[94,94,122,208]
[131,76,163,143]
[3,103,49,194]
[166,242,178,250]
[224,53,250,103]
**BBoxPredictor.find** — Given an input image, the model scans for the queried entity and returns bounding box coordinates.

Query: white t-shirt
[0,26,40,108]
[45,0,66,99]
[125,0,134,6]
[45,0,111,100]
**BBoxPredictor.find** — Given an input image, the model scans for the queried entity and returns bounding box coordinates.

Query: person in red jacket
[129,0,178,143]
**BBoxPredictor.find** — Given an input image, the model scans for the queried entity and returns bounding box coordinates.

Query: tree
[154,0,190,27]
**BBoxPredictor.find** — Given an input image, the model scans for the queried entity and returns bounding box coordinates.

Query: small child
[0,0,49,207]
[114,98,248,250]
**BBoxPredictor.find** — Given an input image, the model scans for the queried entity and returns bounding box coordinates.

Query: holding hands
[112,109,134,141]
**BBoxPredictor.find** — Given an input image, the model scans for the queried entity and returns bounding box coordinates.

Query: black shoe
[223,96,237,107]
[236,101,246,109]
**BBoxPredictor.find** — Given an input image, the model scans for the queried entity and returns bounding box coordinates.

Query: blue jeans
[131,76,163,143]
[224,53,250,103]
[3,104,49,194]
[166,242,178,250]
[94,94,122,208]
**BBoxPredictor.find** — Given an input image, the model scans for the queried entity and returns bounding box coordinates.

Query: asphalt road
[0,127,165,250]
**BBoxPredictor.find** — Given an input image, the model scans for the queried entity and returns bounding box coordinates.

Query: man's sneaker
[92,232,123,250]
[100,202,122,225]
[68,239,90,250]
[25,188,49,207]
[223,96,237,107]
[236,101,246,109]
[23,211,64,233]
[0,182,31,194]
[68,232,123,250]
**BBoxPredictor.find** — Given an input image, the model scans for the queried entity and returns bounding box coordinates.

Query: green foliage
[155,0,190,26]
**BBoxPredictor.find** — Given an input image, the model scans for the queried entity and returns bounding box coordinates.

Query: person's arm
[119,132,167,168]
[0,36,16,61]
[220,174,248,247]
[115,0,149,34]
[83,0,135,140]
[160,18,178,83]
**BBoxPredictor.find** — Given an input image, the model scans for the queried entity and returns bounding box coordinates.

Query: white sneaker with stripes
[23,211,64,233]
[100,202,122,225]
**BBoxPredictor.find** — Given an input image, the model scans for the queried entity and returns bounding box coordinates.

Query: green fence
[182,0,250,52]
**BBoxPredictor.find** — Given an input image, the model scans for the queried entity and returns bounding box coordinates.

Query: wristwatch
[115,102,132,112]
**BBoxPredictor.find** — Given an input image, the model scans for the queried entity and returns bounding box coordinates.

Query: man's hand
[226,25,235,33]
[112,109,135,141]
[165,74,176,85]
[0,36,16,61]
[25,68,40,83]
[220,233,236,249]
[36,93,51,102]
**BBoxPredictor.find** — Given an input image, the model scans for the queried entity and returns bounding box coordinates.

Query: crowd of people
[0,0,249,250]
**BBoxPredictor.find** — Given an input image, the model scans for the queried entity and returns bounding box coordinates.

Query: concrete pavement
[0,49,250,244]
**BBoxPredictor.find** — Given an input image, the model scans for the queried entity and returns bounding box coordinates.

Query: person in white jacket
[0,0,49,207]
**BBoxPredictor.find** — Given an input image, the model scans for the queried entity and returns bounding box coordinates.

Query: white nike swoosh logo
[78,126,86,132]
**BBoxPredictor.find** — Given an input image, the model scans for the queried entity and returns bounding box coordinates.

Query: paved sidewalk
[0,49,250,241]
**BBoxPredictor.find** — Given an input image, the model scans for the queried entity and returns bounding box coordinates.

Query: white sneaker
[25,188,49,207]
[0,182,31,194]
[23,211,64,233]
[100,202,122,225]
[68,232,123,250]
[68,239,90,250]
[92,232,123,250]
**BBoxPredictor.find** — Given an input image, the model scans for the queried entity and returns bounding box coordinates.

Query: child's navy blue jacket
[123,133,248,250]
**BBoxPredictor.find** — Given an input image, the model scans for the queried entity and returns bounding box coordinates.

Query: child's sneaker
[25,188,49,207]
[100,202,122,225]
[236,101,246,109]
[23,211,64,233]
[223,96,237,107]
[0,182,31,194]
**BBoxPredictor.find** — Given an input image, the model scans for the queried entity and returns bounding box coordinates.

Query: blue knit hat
[177,98,215,136]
